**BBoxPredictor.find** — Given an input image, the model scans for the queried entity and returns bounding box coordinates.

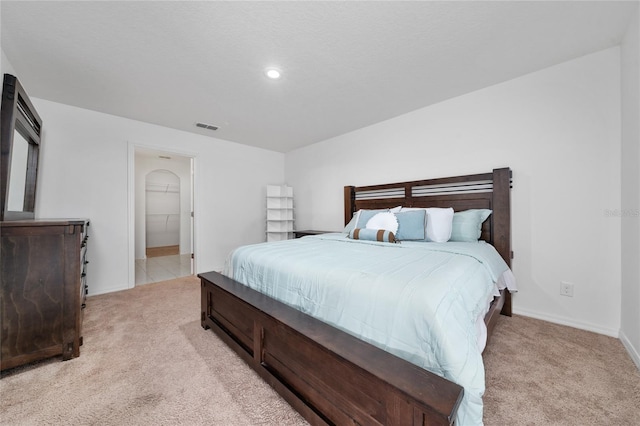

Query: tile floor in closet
[135,254,192,285]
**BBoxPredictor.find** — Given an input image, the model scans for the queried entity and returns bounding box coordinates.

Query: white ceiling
[1,1,636,153]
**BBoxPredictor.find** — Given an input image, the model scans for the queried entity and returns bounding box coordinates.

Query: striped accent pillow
[349,228,396,243]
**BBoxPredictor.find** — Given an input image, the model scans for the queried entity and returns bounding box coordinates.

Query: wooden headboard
[344,167,512,268]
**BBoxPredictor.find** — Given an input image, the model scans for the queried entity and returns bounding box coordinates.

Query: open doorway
[133,148,194,285]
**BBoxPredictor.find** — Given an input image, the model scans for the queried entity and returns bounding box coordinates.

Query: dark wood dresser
[1,219,90,371]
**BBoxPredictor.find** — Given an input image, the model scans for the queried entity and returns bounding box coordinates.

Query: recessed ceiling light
[265,68,281,79]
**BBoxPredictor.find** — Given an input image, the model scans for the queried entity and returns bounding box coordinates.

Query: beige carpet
[1,276,305,426]
[483,313,640,425]
[1,276,639,425]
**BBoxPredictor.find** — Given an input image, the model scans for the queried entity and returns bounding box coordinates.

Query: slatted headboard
[343,167,512,267]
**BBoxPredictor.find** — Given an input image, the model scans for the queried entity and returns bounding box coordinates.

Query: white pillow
[365,212,399,234]
[425,207,454,242]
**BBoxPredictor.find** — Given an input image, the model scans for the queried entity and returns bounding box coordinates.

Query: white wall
[31,98,284,295]
[135,152,192,258]
[1,48,17,77]
[620,9,640,369]
[286,47,622,337]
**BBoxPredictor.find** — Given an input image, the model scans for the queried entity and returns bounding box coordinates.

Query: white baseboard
[619,330,640,371]
[513,308,619,338]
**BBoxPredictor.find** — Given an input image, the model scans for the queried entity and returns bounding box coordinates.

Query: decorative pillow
[425,207,454,242]
[343,208,395,233]
[450,209,492,242]
[355,209,389,228]
[365,212,399,234]
[394,210,426,240]
[349,228,396,243]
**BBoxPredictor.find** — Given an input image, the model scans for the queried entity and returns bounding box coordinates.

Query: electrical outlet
[560,281,574,297]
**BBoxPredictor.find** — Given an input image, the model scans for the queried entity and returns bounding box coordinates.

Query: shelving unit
[145,176,180,249]
[266,185,294,242]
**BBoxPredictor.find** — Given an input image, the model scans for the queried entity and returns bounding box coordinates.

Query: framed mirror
[1,74,42,221]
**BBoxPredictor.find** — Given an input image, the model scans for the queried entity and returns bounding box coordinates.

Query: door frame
[127,142,198,289]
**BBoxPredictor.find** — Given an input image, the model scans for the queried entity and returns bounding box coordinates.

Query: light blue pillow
[349,228,396,243]
[356,209,389,228]
[343,209,390,233]
[394,210,426,240]
[450,209,492,242]
[343,213,358,233]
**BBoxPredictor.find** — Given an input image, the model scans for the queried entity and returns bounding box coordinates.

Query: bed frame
[200,167,512,426]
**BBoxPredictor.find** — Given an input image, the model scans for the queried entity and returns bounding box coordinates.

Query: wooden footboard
[200,271,463,426]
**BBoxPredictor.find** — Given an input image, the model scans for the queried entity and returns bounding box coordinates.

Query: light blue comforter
[223,233,510,425]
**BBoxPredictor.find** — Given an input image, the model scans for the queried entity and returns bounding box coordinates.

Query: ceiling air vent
[196,122,219,131]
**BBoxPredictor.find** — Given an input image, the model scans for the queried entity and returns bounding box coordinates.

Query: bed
[199,167,513,425]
